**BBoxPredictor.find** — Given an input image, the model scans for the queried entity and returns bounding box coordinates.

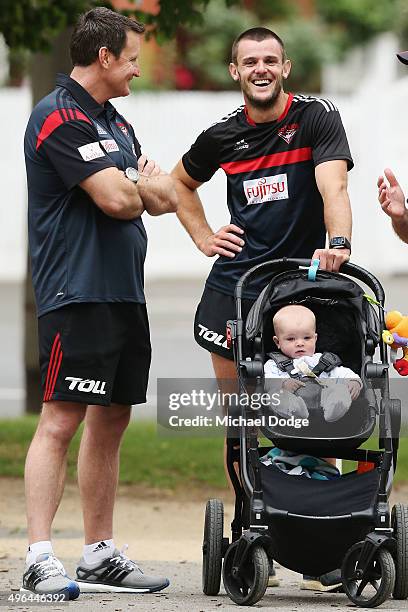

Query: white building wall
[0,87,31,280]
[1,36,408,282]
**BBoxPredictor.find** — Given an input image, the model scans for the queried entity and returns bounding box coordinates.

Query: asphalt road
[1,557,407,611]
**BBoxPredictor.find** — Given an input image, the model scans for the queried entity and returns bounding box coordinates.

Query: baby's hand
[282,379,306,393]
[347,380,361,400]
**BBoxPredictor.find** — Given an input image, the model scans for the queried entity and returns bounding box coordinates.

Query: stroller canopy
[245,270,380,375]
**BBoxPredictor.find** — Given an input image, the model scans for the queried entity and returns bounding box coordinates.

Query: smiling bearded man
[230,34,288,109]
[171,26,354,593]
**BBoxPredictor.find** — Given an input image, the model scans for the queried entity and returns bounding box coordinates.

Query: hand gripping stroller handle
[233,258,386,369]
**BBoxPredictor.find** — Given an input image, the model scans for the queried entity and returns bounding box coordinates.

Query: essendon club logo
[278,123,299,144]
[116,122,129,137]
[243,174,289,205]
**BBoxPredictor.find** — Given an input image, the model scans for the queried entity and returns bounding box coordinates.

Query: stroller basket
[261,464,380,576]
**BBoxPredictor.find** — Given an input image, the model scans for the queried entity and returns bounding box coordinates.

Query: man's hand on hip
[199,224,245,258]
[312,248,350,272]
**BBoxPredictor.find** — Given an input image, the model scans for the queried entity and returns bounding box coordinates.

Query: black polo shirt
[24,73,147,316]
[182,93,353,298]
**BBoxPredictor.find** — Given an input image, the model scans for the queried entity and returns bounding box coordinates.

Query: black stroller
[202,258,408,607]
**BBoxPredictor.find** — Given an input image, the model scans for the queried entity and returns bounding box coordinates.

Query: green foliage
[316,0,399,53]
[7,47,30,86]
[185,2,257,89]
[395,0,408,48]
[250,0,295,22]
[0,0,403,62]
[275,18,342,92]
[0,0,109,52]
[179,0,302,90]
[180,0,403,92]
[0,0,243,52]
[130,1,210,43]
[1,0,404,93]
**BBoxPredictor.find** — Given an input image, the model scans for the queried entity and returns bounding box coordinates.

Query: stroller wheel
[222,540,269,606]
[202,499,224,595]
[392,503,408,599]
[342,541,395,607]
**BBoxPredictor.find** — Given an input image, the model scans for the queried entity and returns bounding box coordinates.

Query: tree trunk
[25,28,72,413]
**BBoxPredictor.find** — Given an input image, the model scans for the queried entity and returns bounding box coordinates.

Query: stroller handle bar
[234,258,385,305]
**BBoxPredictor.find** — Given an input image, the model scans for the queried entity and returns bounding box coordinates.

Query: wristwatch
[329,236,351,252]
[124,167,140,184]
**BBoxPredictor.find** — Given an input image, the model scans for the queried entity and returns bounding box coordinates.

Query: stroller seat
[244,268,379,450]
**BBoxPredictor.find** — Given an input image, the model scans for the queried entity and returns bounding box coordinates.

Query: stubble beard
[242,75,283,110]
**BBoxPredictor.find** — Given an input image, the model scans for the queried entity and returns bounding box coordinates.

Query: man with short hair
[377,52,408,241]
[172,27,353,592]
[23,6,177,598]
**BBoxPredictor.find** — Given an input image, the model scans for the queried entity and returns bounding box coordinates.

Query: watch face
[125,167,139,182]
[330,236,351,250]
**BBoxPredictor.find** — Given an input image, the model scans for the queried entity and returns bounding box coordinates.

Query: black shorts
[38,303,151,406]
[194,286,255,361]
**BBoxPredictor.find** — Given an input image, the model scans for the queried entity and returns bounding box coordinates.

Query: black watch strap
[329,236,351,252]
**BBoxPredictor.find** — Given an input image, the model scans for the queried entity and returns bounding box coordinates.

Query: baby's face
[274,320,317,359]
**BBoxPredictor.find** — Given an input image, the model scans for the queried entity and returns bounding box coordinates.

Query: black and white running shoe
[75,545,170,593]
[21,553,80,600]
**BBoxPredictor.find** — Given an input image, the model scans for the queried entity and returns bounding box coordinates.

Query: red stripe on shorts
[43,333,61,402]
[47,348,63,401]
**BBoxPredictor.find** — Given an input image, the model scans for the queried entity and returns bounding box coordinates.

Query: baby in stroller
[265,304,362,422]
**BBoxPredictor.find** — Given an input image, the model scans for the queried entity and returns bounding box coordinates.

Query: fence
[1,49,408,281]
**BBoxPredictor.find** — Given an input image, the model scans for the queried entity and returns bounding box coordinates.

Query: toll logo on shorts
[197,324,229,349]
[65,377,107,394]
[243,174,288,205]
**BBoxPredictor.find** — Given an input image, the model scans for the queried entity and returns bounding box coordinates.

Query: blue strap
[307,258,320,281]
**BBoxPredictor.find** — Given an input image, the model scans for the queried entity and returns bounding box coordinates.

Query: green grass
[395,435,408,481]
[0,417,407,488]
[0,417,225,489]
